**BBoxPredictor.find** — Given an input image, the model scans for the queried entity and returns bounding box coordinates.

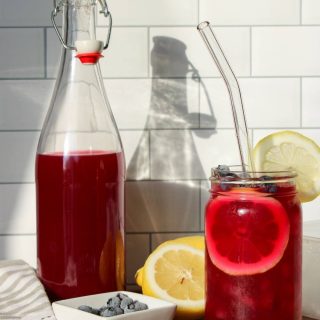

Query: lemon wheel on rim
[253,130,320,203]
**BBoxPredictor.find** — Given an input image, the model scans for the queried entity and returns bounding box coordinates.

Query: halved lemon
[135,237,205,320]
[253,130,320,202]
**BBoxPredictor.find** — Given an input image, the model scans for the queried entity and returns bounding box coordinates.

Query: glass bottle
[36,0,125,301]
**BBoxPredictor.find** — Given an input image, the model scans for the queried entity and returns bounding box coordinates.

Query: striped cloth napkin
[0,260,56,320]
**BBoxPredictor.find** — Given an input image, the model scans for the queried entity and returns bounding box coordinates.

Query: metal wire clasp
[51,0,113,51]
[98,0,112,50]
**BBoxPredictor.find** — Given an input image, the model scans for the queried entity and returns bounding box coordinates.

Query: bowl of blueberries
[52,291,176,320]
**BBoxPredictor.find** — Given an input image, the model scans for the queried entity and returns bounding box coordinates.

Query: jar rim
[210,166,297,184]
[60,0,96,6]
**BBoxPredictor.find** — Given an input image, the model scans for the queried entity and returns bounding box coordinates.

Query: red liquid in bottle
[36,150,125,301]
[205,184,302,320]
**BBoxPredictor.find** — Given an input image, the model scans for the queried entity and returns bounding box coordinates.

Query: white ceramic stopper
[75,40,104,54]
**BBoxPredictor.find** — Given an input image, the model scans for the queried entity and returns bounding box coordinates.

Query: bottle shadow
[127,36,217,180]
[125,36,217,285]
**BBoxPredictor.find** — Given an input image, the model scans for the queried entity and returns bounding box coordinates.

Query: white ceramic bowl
[52,291,176,320]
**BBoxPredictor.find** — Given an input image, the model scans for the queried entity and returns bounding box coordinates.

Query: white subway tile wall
[0,235,36,267]
[0,29,45,78]
[0,0,52,27]
[302,78,320,127]
[97,0,199,26]
[199,0,300,25]
[0,80,54,130]
[302,0,320,24]
[0,1,319,290]
[0,184,36,234]
[252,27,320,76]
[200,78,301,128]
[0,132,39,182]
[126,234,150,284]
[150,27,251,77]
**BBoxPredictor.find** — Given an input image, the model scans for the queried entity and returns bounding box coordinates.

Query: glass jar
[205,168,302,319]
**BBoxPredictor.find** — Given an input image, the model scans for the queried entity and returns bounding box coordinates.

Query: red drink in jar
[205,168,302,320]
[36,151,125,300]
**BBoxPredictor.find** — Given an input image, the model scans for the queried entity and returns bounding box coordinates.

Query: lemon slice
[136,237,205,320]
[253,130,320,202]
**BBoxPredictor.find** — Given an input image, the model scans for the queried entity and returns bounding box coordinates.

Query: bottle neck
[56,0,101,81]
[62,0,97,52]
[37,0,122,155]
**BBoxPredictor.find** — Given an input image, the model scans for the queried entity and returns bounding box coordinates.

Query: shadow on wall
[127,36,217,180]
[125,36,217,284]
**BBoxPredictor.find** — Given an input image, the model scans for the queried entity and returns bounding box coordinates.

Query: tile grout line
[148,130,152,180]
[96,24,320,28]
[149,233,152,253]
[147,27,150,78]
[2,76,320,80]
[300,77,303,127]
[197,65,201,128]
[199,180,202,231]
[0,234,36,236]
[125,179,226,183]
[44,27,47,79]
[249,26,252,77]
[197,0,200,25]
[3,24,320,28]
[0,182,35,185]
[127,231,204,235]
[0,130,40,132]
[1,127,319,134]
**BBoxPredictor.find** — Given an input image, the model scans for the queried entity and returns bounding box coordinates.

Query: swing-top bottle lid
[75,40,104,64]
[52,0,112,64]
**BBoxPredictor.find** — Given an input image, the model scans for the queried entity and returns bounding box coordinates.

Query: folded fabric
[0,260,56,320]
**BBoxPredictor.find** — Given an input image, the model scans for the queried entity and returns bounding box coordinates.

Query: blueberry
[224,172,239,179]
[260,175,273,181]
[124,309,135,314]
[220,182,230,191]
[265,183,278,193]
[99,306,108,315]
[217,164,230,173]
[79,294,149,317]
[134,301,148,311]
[219,173,239,191]
[78,305,94,313]
[260,175,277,193]
[117,293,129,300]
[216,165,233,177]
[107,296,121,308]
[101,307,118,317]
[120,297,134,309]
[91,308,100,315]
[238,172,251,179]
[114,307,124,315]
[124,303,136,314]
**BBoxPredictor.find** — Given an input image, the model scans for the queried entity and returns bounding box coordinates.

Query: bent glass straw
[197,21,255,173]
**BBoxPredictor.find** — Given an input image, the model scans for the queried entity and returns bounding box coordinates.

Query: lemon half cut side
[253,130,320,203]
[136,237,205,320]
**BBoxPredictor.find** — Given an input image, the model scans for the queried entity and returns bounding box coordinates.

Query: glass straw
[197,21,255,173]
